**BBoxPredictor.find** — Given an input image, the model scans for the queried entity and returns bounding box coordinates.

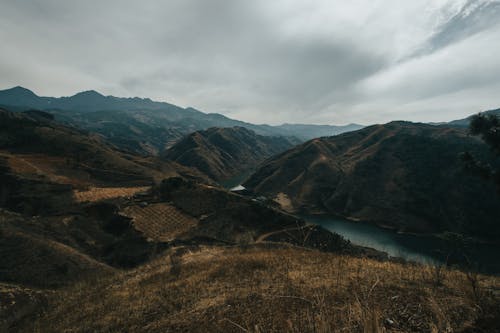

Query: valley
[0,90,499,332]
[163,127,294,183]
[3,1,500,331]
[244,121,500,241]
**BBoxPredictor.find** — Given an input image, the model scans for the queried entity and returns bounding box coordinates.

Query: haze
[1,0,499,125]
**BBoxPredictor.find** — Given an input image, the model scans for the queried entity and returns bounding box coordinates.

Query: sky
[1,0,499,125]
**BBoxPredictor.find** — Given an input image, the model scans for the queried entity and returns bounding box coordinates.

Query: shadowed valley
[0,95,499,332]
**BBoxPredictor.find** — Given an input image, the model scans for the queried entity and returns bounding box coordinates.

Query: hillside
[15,244,500,333]
[1,109,387,332]
[0,108,207,215]
[1,108,499,333]
[163,127,295,182]
[1,176,388,332]
[244,121,500,239]
[447,108,500,127]
[0,87,362,154]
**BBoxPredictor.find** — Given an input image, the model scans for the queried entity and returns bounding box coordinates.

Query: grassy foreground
[24,244,500,333]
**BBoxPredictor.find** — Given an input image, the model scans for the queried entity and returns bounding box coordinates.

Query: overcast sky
[1,0,499,125]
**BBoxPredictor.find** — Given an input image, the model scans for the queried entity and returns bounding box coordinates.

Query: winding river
[305,215,499,274]
[224,181,500,274]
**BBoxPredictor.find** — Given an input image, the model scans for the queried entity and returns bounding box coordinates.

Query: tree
[462,113,500,192]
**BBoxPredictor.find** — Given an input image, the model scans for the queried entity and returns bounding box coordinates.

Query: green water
[305,215,500,274]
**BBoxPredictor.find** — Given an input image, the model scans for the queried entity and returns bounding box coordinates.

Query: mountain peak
[72,90,105,98]
[0,86,37,97]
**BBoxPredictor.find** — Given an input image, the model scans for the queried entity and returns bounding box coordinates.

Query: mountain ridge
[0,86,364,155]
[163,126,296,182]
[244,121,500,240]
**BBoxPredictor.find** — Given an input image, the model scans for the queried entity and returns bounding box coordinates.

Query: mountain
[244,121,500,239]
[163,127,295,182]
[0,108,207,215]
[0,86,186,112]
[272,123,364,140]
[2,122,382,331]
[1,95,499,333]
[447,108,500,127]
[0,87,362,155]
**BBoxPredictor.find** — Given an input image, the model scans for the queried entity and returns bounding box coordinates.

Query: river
[224,181,500,274]
[304,214,500,274]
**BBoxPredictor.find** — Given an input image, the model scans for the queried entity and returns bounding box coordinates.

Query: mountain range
[1,87,500,332]
[0,86,363,155]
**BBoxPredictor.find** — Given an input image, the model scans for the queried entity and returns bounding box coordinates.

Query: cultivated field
[122,203,198,241]
[73,186,150,203]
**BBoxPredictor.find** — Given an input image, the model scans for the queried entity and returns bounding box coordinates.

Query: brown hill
[18,244,500,333]
[0,209,114,289]
[1,111,499,333]
[0,108,207,215]
[244,121,500,239]
[163,127,295,182]
[0,108,205,185]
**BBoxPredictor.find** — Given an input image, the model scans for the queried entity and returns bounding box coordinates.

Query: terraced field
[122,203,198,241]
[73,186,150,203]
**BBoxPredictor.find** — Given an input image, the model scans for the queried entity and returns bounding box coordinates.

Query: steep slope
[244,121,500,239]
[0,87,361,154]
[0,108,207,215]
[163,127,295,182]
[0,209,115,288]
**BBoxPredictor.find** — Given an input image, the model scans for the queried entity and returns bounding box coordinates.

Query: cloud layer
[1,0,499,124]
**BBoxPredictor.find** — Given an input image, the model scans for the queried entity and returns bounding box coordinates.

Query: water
[226,175,500,274]
[303,215,500,274]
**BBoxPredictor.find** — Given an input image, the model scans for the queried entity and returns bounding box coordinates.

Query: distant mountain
[0,86,185,112]
[163,127,295,182]
[244,121,500,240]
[0,87,362,155]
[271,123,363,140]
[447,108,500,127]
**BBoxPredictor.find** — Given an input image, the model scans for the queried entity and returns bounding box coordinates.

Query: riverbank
[304,214,500,275]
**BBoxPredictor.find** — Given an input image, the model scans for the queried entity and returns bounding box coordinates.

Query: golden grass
[122,203,198,241]
[29,244,500,333]
[73,186,150,203]
[0,151,92,186]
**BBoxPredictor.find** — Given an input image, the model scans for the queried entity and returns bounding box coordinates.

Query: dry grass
[122,203,198,241]
[0,283,48,332]
[28,244,500,333]
[73,186,150,202]
[0,151,90,186]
